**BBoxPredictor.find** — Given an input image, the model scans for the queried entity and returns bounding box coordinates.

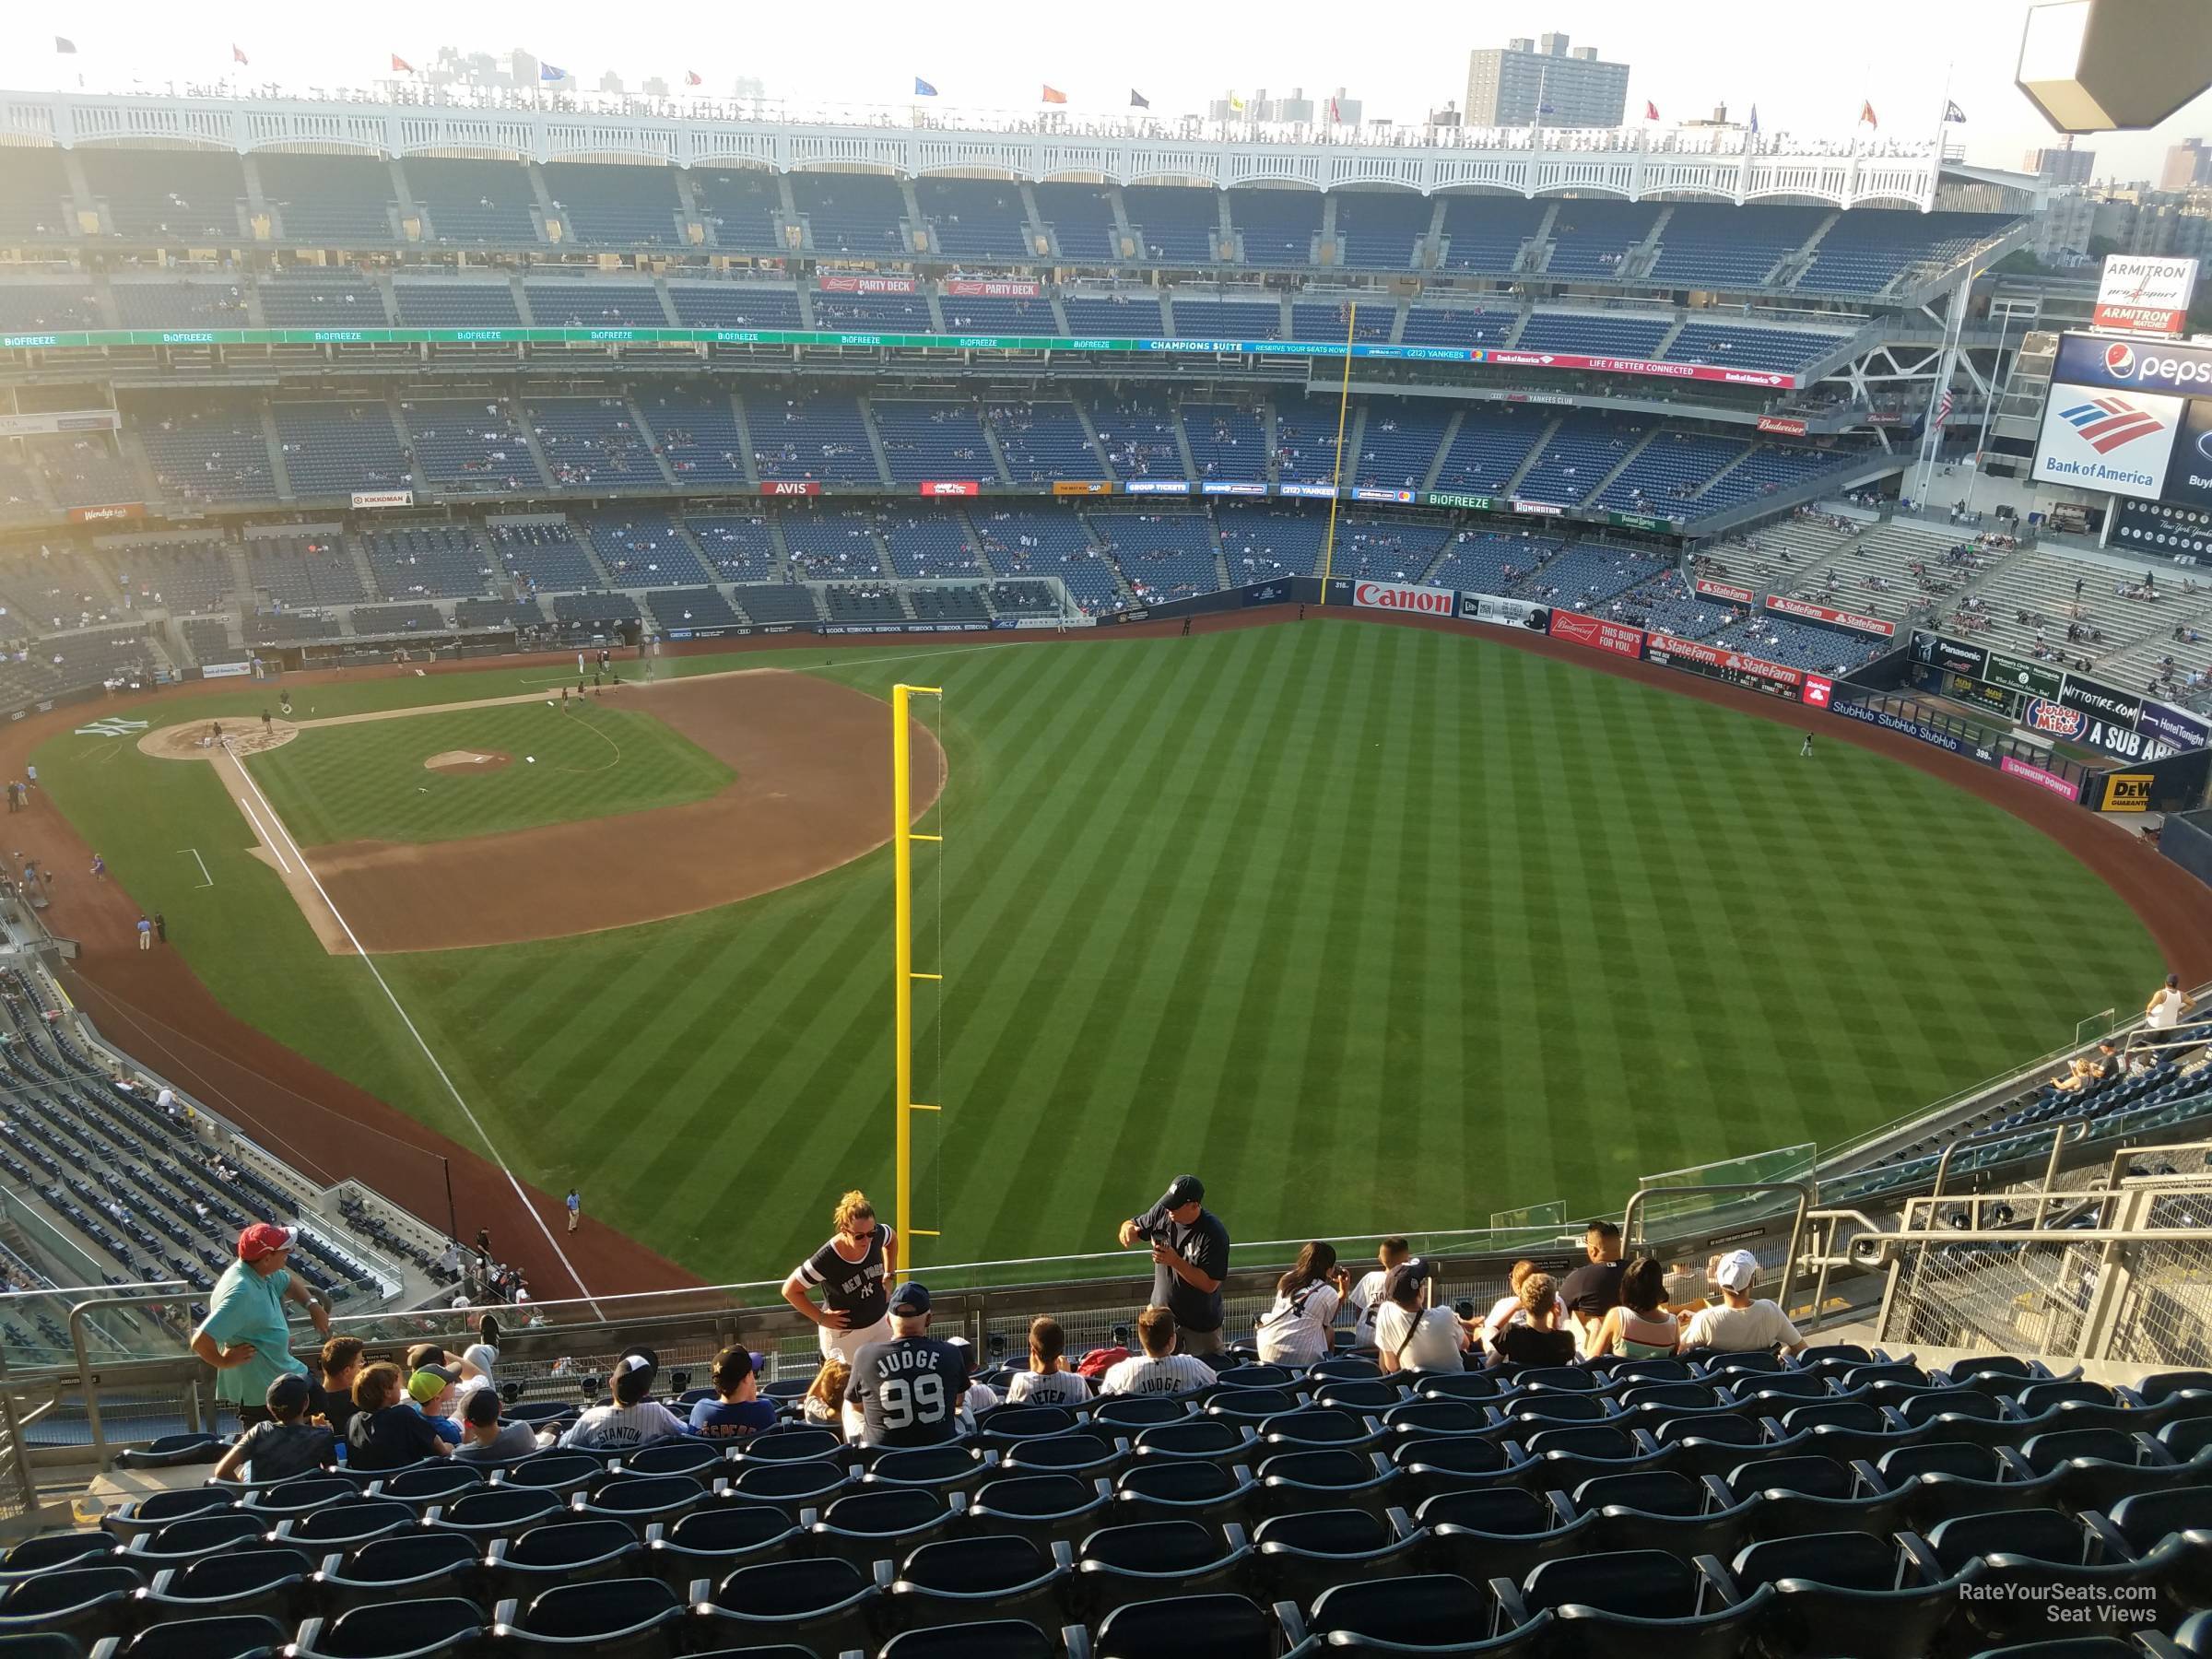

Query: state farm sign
[1764,594,1896,639]
[2094,255,2200,336]
[1353,582,1453,615]
[760,480,822,496]
[917,480,981,497]
[1695,577,1756,606]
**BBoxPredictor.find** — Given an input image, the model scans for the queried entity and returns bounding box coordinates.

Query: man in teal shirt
[191,1223,332,1425]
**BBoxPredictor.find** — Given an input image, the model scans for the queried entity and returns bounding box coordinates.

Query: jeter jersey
[848,1335,971,1447]
[797,1228,893,1328]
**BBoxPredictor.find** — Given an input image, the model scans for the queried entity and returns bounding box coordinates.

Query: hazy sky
[6,0,2209,184]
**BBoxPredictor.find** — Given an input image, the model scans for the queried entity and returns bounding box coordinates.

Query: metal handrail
[65,1282,190,1472]
[1621,1181,1814,1310]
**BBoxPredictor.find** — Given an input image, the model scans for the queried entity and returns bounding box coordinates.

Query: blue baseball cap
[889,1282,931,1316]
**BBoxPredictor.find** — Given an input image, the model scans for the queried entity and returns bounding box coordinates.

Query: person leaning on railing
[190,1222,331,1428]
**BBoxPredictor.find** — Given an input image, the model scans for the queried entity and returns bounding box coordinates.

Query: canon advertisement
[2035,334,2212,507]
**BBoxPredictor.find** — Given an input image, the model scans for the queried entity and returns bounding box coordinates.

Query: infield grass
[35,624,2167,1283]
[246,702,734,846]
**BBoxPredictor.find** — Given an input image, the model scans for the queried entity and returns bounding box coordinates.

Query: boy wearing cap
[559,1347,687,1450]
[688,1345,781,1442]
[210,1372,335,1483]
[454,1387,544,1464]
[406,1365,465,1443]
[847,1284,971,1448]
[1680,1251,1806,1356]
[190,1222,330,1426]
[1115,1174,1230,1358]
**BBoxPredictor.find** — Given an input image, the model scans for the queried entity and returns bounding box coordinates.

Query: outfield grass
[34,625,2167,1283]
[246,702,733,846]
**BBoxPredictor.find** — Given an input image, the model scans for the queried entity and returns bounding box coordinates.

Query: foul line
[177,848,213,888]
[235,797,290,873]
[222,739,602,1312]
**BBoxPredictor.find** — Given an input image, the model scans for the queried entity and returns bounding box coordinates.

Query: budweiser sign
[1695,577,1756,606]
[1756,416,1809,437]
[1353,581,1453,615]
[1764,594,1896,639]
[760,480,822,496]
[918,480,981,497]
[1549,610,1645,658]
[817,275,918,294]
[943,278,1041,298]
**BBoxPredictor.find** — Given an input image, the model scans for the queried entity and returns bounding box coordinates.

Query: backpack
[1076,1345,1128,1381]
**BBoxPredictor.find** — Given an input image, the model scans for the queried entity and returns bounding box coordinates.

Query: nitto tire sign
[1353,582,1453,615]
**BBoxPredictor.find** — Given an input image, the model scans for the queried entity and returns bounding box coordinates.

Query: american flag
[1936,389,1954,428]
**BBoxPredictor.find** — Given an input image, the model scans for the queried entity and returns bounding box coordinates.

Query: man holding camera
[1117,1173,1230,1358]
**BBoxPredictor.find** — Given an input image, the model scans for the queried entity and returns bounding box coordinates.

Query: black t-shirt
[798,1229,892,1329]
[346,1404,445,1470]
[848,1335,971,1448]
[1134,1201,1230,1334]
[312,1381,359,1443]
[1559,1260,1625,1320]
[1491,1324,1578,1368]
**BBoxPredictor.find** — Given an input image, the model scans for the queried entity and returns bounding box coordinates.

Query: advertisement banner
[1124,479,1191,495]
[2171,394,2212,511]
[0,410,120,437]
[1241,581,1294,607]
[1470,347,1795,389]
[200,662,253,679]
[1834,698,1965,753]
[2022,697,2089,740]
[1756,415,1810,436]
[2139,700,2212,754]
[1695,577,1757,606]
[1983,652,2065,700]
[1458,592,1549,630]
[917,480,982,497]
[1051,479,1113,496]
[67,502,145,524]
[942,278,1042,298]
[1607,511,1680,532]
[349,488,415,510]
[1426,490,1502,512]
[816,275,918,294]
[1512,499,1566,516]
[1548,609,1645,658]
[2057,673,2143,727]
[1351,486,1417,504]
[760,480,822,497]
[2053,331,2212,397]
[1802,675,1835,709]
[1199,480,1268,497]
[1764,594,1896,638]
[2033,379,2185,501]
[1646,630,1804,695]
[2001,754,2083,800]
[1278,482,1337,499]
[1913,631,1988,679]
[2094,255,2201,335]
[2100,772,2156,812]
[1353,581,1453,616]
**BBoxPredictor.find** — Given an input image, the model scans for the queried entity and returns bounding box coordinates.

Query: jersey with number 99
[848,1335,971,1447]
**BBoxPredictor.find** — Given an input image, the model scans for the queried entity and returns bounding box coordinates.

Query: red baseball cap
[239,1222,298,1262]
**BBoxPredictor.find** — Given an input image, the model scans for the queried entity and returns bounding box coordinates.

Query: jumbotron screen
[2032,331,2212,509]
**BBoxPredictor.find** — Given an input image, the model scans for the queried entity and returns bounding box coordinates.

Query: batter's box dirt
[138,718,300,760]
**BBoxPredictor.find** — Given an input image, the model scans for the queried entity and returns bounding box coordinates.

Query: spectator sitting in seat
[1478,1259,1547,1356]
[454,1386,544,1465]
[1589,1257,1680,1359]
[1347,1236,1410,1351]
[1559,1220,1626,1353]
[1375,1256,1469,1374]
[1487,1272,1577,1369]
[848,1283,971,1447]
[453,1343,498,1406]
[1099,1305,1218,1395]
[347,1361,451,1468]
[313,1335,364,1441]
[689,1345,780,1442]
[1254,1241,1350,1368]
[211,1371,335,1483]
[559,1347,687,1451]
[1680,1250,1806,1356]
[1005,1316,1092,1406]
[406,1366,464,1445]
[802,1359,852,1433]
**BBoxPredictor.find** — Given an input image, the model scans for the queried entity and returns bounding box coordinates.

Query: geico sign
[1353,582,1453,614]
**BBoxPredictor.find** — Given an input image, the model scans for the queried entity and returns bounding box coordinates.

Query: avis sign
[1352,582,1453,615]
[2095,255,2200,336]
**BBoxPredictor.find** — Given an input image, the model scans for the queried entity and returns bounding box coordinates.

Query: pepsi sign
[2054,331,2212,398]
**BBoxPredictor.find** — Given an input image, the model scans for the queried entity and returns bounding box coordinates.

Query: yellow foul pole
[891,683,943,1259]
[1316,301,1358,606]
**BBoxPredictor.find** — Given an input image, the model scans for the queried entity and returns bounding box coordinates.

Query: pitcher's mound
[425,749,512,774]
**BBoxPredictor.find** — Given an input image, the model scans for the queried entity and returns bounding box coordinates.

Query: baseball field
[26,618,2173,1287]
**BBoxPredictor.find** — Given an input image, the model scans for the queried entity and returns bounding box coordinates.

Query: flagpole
[1962,313,2012,517]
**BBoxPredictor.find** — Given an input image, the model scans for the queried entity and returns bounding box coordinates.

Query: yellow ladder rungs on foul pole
[891,684,946,1262]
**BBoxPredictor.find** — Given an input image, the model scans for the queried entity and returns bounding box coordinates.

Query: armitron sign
[2094,255,2200,336]
[1353,582,1453,615]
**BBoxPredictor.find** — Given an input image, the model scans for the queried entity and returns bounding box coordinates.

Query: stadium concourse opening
[130,667,944,953]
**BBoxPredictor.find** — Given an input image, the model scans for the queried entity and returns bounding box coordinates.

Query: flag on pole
[913,76,936,96]
[1936,388,1954,428]
[1644,100,1659,121]
[685,70,702,87]
[1041,85,1066,104]
[231,43,249,65]
[1537,101,1556,115]
[391,53,414,73]
[54,36,76,53]
[1130,89,1148,109]
[1230,96,1245,114]
[1328,96,1340,123]
[1944,100,1967,123]
[1747,104,1759,134]
[539,62,568,82]
[1859,99,1878,127]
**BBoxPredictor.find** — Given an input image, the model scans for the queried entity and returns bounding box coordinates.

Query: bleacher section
[877,512,984,580]
[398,399,542,496]
[1274,403,1342,488]
[1214,502,1324,581]
[731,582,822,625]
[788,173,909,257]
[363,525,489,601]
[913,179,1032,260]
[491,522,600,594]
[684,515,780,582]
[690,168,784,253]
[1513,539,1673,607]
[1332,515,1456,583]
[540,163,686,250]
[1430,527,1561,593]
[1334,189,1432,271]
[1514,411,1645,508]
[134,400,275,507]
[1431,406,1547,493]
[1230,189,1324,266]
[109,541,238,614]
[1091,393,1183,484]
[405,158,541,246]
[581,512,712,587]
[77,149,244,242]
[634,391,750,489]
[256,155,396,245]
[1123,185,1223,265]
[974,508,1121,612]
[1595,431,1750,513]
[1698,445,1853,515]
[743,394,883,485]
[246,535,367,606]
[1182,403,1268,485]
[1092,511,1218,601]
[1711,610,1887,673]
[271,402,411,500]
[1354,403,1453,491]
[779,506,887,579]
[985,402,1100,483]
[641,586,742,634]
[526,398,661,492]
[1437,194,1547,273]
[868,402,994,486]
[1649,204,1828,288]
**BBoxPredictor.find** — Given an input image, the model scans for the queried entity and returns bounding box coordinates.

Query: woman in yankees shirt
[782,1189,899,1364]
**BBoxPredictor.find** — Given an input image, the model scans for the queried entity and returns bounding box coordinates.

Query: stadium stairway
[855,402,898,488]
[1579,431,1660,510]
[258,406,294,503]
